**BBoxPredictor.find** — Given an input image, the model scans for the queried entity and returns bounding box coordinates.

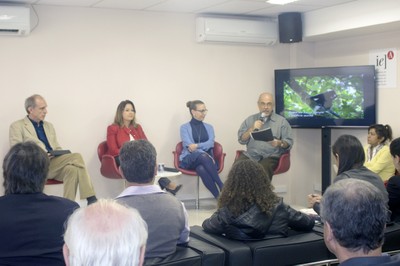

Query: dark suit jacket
[387,175,400,222]
[0,193,79,265]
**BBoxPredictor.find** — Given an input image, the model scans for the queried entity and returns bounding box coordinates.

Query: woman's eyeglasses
[195,109,208,114]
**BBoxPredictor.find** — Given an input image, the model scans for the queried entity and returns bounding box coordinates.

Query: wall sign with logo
[369,48,397,89]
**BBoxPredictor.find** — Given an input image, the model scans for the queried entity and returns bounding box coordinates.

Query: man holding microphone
[237,92,293,180]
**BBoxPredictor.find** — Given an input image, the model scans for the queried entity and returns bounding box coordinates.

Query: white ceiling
[2,0,399,41]
[0,0,358,18]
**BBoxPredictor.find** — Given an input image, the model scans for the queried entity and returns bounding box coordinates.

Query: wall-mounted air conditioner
[196,16,278,46]
[0,5,30,36]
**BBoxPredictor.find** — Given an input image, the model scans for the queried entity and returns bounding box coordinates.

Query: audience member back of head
[63,199,148,266]
[115,140,190,258]
[0,141,79,266]
[320,179,400,265]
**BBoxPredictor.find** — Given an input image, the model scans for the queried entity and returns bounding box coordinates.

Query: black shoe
[87,196,97,205]
[165,184,182,196]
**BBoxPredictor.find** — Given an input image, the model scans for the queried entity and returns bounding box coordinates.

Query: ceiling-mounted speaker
[278,12,302,43]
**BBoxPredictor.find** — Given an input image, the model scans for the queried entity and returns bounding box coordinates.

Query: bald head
[258,92,273,101]
[257,92,275,117]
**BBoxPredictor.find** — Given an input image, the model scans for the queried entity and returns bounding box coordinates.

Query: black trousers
[158,177,171,189]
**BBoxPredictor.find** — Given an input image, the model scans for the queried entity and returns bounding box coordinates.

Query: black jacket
[202,198,315,240]
[387,175,400,222]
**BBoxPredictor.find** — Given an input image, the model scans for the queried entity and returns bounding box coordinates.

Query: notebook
[49,150,71,156]
[251,127,274,142]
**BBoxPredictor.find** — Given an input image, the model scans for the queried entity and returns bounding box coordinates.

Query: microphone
[254,113,266,131]
[259,112,267,123]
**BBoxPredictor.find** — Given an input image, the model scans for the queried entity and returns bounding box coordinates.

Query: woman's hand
[188,143,198,152]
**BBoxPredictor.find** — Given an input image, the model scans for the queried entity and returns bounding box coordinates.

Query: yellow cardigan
[364,145,395,181]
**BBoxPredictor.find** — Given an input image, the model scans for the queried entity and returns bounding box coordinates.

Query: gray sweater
[117,191,188,258]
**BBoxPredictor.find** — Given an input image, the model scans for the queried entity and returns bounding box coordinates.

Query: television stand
[321,127,332,193]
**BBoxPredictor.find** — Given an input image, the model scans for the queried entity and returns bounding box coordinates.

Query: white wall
[303,0,400,40]
[1,5,399,208]
[0,6,289,200]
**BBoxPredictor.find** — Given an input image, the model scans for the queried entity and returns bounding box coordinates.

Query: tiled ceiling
[1,0,358,17]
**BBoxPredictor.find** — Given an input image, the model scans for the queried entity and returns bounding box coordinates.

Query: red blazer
[106,124,147,156]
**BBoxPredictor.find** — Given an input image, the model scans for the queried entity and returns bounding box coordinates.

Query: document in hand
[251,127,274,142]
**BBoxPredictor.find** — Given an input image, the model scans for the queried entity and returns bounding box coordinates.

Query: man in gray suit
[9,94,96,204]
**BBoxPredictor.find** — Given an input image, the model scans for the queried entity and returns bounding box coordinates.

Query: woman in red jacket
[106,100,182,195]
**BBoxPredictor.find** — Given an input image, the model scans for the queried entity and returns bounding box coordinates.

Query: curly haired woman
[202,160,315,240]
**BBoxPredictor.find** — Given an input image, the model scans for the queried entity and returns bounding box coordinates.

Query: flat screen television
[274,65,376,128]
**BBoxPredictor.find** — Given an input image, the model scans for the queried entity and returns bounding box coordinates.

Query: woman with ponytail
[364,124,395,181]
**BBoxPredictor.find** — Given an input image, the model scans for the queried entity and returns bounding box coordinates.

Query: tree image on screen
[282,75,364,119]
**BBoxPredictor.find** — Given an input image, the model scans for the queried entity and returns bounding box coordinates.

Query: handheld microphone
[254,113,266,131]
[259,112,266,122]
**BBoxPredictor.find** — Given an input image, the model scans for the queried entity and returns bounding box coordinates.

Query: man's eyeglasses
[195,109,208,114]
[258,101,273,107]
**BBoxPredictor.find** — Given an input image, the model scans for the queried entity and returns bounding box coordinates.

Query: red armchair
[45,179,63,185]
[97,141,123,179]
[173,141,226,209]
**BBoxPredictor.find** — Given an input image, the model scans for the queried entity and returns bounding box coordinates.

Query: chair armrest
[100,154,122,179]
[274,151,291,175]
[186,238,225,266]
[190,225,252,266]
[144,246,201,266]
[217,153,226,174]
[235,150,245,161]
[172,151,180,169]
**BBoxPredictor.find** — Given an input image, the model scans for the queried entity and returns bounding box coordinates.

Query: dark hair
[119,140,156,183]
[3,142,49,194]
[113,100,137,128]
[320,179,388,253]
[390,137,400,158]
[218,160,279,217]
[332,135,365,175]
[186,100,204,116]
[368,124,393,144]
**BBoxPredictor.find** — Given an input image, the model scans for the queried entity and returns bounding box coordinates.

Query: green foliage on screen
[283,75,364,119]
